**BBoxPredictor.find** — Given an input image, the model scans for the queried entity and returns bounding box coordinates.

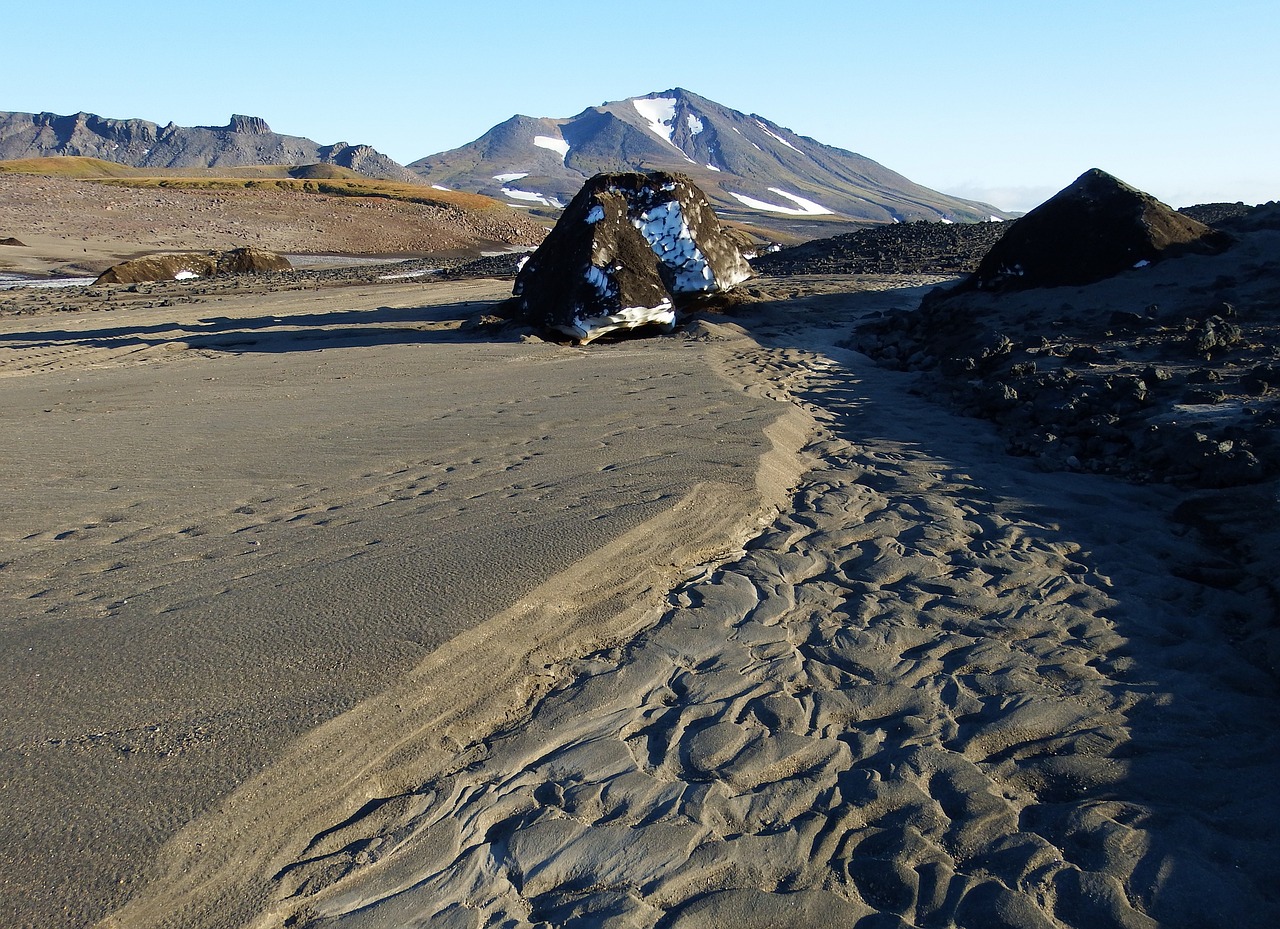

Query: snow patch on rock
[686,114,704,135]
[565,302,676,343]
[631,201,716,293]
[493,172,529,183]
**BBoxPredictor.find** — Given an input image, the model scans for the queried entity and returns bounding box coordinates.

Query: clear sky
[4,0,1276,211]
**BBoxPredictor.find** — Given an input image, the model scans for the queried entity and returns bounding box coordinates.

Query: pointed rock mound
[513,171,752,343]
[970,168,1231,290]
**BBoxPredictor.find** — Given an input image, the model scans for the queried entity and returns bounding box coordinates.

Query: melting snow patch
[565,301,675,343]
[705,163,721,172]
[754,120,801,152]
[502,187,564,208]
[633,97,679,148]
[174,270,199,280]
[534,135,570,161]
[431,184,451,191]
[379,268,438,280]
[631,201,719,292]
[990,215,1005,222]
[686,114,704,135]
[493,172,529,183]
[585,205,605,224]
[728,188,834,216]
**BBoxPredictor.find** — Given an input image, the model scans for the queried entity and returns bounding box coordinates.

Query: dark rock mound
[0,237,25,247]
[513,171,751,343]
[851,212,1280,490]
[95,247,291,284]
[969,168,1231,291]
[750,220,1009,276]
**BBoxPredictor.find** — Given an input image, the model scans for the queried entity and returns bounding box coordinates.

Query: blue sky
[4,1,1276,211]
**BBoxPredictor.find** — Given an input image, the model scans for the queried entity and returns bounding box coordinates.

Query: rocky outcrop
[513,172,752,343]
[849,195,1280,490]
[0,237,25,247]
[0,110,421,183]
[968,168,1231,291]
[94,247,291,284]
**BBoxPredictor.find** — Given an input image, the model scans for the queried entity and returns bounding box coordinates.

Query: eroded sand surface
[0,277,801,928]
[219,292,1278,929]
[1,274,1276,929]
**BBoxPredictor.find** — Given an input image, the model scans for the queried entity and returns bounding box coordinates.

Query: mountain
[0,110,421,183]
[409,88,1010,236]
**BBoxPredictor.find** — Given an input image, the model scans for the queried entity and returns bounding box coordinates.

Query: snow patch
[502,187,564,208]
[686,114,704,135]
[705,163,721,172]
[632,97,680,148]
[534,135,570,161]
[990,215,1005,222]
[728,188,834,216]
[630,200,720,292]
[174,270,199,280]
[431,184,451,191]
[493,172,529,183]
[378,268,438,280]
[754,119,801,152]
[562,301,676,344]
[585,205,605,224]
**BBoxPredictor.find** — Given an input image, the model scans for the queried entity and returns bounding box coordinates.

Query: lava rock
[968,169,1232,291]
[512,171,751,343]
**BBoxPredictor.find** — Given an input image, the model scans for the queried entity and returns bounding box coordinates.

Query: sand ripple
[258,328,1279,928]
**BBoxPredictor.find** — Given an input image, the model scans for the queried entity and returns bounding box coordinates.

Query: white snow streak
[754,119,801,153]
[728,188,834,216]
[493,172,529,183]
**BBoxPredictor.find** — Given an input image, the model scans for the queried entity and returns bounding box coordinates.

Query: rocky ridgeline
[750,220,1010,276]
[849,185,1280,490]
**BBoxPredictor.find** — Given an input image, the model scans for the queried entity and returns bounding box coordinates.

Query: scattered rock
[0,236,25,247]
[512,171,751,343]
[849,185,1280,489]
[750,219,1009,276]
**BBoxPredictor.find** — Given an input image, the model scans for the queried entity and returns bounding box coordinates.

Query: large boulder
[969,168,1231,291]
[94,247,291,284]
[513,171,752,343]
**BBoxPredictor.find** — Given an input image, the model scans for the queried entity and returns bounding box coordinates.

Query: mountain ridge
[0,110,421,183]
[409,88,1010,233]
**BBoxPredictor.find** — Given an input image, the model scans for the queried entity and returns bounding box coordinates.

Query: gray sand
[2,273,1276,929]
[0,279,801,928]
